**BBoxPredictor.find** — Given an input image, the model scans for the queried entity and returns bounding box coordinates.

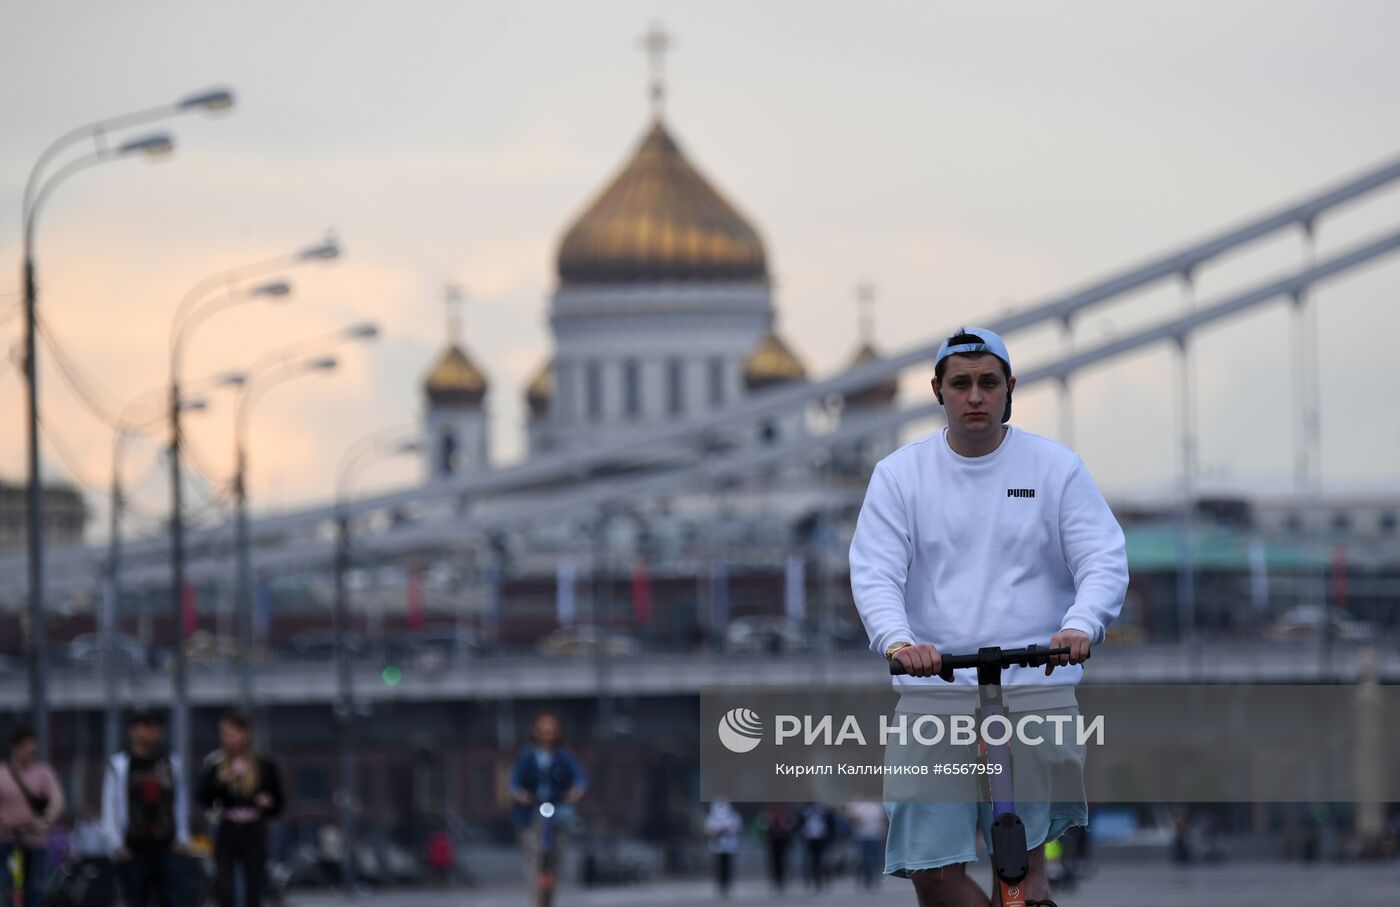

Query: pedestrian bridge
[1,641,1392,712]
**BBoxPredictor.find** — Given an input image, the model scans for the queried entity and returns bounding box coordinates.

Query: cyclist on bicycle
[850,327,1127,906]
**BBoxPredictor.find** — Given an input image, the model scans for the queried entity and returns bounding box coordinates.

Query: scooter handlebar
[888,644,1086,676]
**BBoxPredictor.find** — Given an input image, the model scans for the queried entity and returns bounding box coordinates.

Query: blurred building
[0,479,87,552]
[427,110,899,469]
[422,334,490,481]
[524,117,819,457]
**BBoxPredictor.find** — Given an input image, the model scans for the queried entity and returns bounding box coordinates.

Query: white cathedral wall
[535,282,772,453]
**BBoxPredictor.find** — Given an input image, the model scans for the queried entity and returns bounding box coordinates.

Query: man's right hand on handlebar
[891,642,942,678]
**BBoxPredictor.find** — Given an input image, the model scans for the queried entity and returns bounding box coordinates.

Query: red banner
[181,583,197,635]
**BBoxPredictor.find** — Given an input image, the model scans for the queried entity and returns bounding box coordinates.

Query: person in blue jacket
[508,712,586,906]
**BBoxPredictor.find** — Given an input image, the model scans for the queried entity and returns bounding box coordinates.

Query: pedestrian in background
[1,726,65,907]
[199,710,283,907]
[703,801,742,898]
[101,710,189,907]
[799,803,833,892]
[756,805,794,893]
[846,801,887,890]
[425,825,454,886]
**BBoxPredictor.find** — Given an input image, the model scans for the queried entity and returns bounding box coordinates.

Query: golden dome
[744,331,807,392]
[424,344,487,407]
[557,120,768,286]
[843,342,899,409]
[525,357,553,418]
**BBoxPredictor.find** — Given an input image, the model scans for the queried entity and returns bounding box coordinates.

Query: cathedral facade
[420,109,895,479]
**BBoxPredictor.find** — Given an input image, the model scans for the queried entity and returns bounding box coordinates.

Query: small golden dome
[557,120,767,286]
[744,331,807,392]
[424,344,487,407]
[843,342,899,409]
[525,357,553,418]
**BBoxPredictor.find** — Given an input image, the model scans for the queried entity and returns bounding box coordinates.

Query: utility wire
[34,412,105,502]
[35,316,127,432]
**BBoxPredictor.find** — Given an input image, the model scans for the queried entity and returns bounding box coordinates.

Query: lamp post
[231,323,377,717]
[103,374,243,758]
[332,431,421,891]
[166,236,339,788]
[25,131,177,759]
[168,277,290,782]
[232,343,370,713]
[22,87,234,760]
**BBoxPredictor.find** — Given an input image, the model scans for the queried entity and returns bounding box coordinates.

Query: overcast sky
[3,1,1400,541]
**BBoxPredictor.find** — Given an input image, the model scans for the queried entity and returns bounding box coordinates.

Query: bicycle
[890,644,1085,907]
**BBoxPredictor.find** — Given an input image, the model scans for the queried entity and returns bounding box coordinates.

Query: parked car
[184,630,241,666]
[290,630,366,660]
[66,633,149,670]
[381,627,480,664]
[724,617,806,654]
[1265,605,1378,642]
[538,627,638,657]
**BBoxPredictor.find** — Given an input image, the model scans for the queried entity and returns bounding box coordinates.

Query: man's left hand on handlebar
[1045,628,1091,675]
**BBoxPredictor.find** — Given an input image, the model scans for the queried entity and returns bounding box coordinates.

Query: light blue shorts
[881,707,1088,877]
[883,800,1087,877]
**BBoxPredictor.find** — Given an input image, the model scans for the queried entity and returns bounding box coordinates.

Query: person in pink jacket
[0,726,66,907]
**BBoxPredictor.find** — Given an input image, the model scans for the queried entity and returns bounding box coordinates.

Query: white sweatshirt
[849,426,1127,691]
[99,751,190,856]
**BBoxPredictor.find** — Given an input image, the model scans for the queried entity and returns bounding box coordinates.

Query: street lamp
[22,88,232,219]
[331,431,422,891]
[231,341,370,713]
[23,130,174,758]
[228,320,378,715]
[165,282,284,786]
[102,381,240,759]
[165,236,341,785]
[21,90,236,758]
[22,90,236,759]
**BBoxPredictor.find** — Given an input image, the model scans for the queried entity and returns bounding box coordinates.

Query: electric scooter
[534,800,559,907]
[891,644,1083,907]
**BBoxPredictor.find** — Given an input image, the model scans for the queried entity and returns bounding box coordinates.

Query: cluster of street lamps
[23,88,232,759]
[20,89,379,775]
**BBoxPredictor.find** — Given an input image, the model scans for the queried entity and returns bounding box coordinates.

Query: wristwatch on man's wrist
[885,641,913,660]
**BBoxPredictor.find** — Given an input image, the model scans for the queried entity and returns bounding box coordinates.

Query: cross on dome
[444,282,464,344]
[856,281,876,346]
[639,22,672,119]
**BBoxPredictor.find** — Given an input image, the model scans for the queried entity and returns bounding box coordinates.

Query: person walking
[198,710,283,907]
[1,726,65,907]
[702,801,742,898]
[799,803,833,892]
[425,825,454,887]
[850,326,1127,906]
[100,710,190,907]
[756,806,794,893]
[847,801,887,890]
